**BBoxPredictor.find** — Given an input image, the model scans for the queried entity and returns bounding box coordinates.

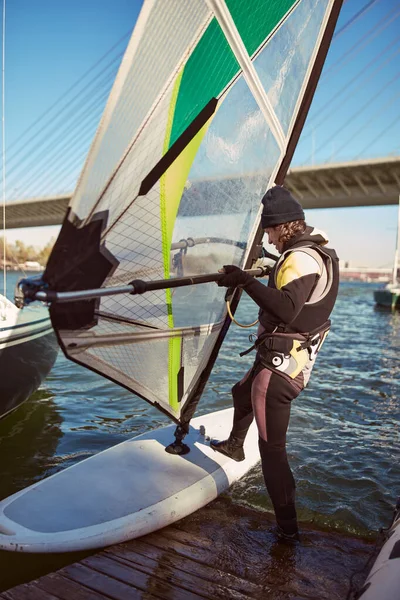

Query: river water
[0,274,399,592]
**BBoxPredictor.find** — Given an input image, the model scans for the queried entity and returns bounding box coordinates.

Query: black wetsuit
[231,227,339,534]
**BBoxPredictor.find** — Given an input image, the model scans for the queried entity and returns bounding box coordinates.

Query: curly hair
[277,220,306,245]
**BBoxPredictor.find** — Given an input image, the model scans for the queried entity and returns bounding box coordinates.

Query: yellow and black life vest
[242,243,337,382]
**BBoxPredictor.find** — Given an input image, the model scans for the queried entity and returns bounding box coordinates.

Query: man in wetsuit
[211,185,339,541]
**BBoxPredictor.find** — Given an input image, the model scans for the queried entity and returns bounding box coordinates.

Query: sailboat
[373,196,400,309]
[0,0,343,552]
[0,0,57,420]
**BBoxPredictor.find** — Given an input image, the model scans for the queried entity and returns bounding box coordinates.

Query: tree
[0,237,15,262]
[37,238,55,266]
[0,237,55,267]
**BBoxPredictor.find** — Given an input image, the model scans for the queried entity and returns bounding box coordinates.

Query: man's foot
[210,436,245,462]
[273,525,300,543]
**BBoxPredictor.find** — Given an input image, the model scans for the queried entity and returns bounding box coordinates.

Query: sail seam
[88,10,215,234]
[206,0,285,151]
[74,0,156,213]
[62,321,223,350]
[139,98,218,196]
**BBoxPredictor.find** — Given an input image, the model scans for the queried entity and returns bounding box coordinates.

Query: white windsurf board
[0,407,259,553]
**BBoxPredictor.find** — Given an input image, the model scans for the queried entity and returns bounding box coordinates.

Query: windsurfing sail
[39,0,343,430]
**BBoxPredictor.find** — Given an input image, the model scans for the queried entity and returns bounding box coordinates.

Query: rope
[226,299,258,328]
[2,0,6,298]
[333,0,379,41]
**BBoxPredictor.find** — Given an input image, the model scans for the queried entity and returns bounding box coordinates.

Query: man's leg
[251,368,301,537]
[210,366,255,461]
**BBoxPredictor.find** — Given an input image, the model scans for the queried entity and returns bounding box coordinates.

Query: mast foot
[165,424,190,455]
[165,441,190,455]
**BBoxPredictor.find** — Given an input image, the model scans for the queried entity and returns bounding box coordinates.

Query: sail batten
[41,0,343,425]
[206,0,286,150]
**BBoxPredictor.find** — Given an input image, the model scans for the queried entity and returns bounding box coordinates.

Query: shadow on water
[0,390,62,498]
[0,388,81,591]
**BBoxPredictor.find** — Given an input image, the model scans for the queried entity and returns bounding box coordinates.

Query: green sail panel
[169,0,298,146]
[226,0,297,56]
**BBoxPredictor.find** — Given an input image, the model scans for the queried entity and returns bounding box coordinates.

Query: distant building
[21,261,44,272]
[339,265,393,283]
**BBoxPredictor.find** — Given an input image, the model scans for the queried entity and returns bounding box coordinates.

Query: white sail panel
[254,0,329,134]
[67,325,222,418]
[72,0,212,221]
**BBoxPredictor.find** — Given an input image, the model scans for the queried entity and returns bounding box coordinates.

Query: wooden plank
[79,554,206,600]
[0,585,60,600]
[62,562,159,600]
[105,545,255,600]
[33,572,111,600]
[143,529,233,569]
[142,529,303,598]
[143,531,218,565]
[106,540,265,598]
[162,526,215,548]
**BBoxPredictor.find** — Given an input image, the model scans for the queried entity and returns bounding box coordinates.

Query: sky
[2,0,400,268]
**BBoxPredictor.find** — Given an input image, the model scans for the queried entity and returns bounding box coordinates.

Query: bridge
[4,156,400,229]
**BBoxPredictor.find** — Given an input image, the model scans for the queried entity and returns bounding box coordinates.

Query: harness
[240,320,331,380]
[240,243,334,380]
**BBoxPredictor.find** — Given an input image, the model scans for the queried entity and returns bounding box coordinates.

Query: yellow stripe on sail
[160,73,216,410]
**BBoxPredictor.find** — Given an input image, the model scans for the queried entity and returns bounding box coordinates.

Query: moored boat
[0,294,58,419]
[374,196,400,309]
[373,283,400,309]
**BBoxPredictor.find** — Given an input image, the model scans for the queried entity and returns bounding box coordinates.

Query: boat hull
[359,505,400,599]
[0,315,58,419]
[373,289,400,309]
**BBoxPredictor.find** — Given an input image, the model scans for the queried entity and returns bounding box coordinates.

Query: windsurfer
[211,185,339,541]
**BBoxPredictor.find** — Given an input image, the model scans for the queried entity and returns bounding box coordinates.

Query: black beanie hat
[261,185,305,228]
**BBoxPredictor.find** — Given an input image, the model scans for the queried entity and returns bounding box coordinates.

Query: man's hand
[217,265,252,288]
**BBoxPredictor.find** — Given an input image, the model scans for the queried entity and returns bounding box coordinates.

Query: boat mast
[393,194,400,286]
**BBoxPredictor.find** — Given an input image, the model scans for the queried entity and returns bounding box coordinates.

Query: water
[0,273,399,592]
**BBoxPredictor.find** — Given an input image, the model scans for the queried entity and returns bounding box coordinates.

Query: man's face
[265,226,282,250]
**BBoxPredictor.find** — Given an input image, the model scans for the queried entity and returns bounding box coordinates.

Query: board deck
[0,407,259,553]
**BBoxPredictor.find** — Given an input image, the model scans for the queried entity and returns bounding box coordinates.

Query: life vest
[274,243,336,305]
[242,243,336,384]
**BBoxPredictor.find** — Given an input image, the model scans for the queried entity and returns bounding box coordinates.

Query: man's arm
[218,252,320,324]
[246,251,321,323]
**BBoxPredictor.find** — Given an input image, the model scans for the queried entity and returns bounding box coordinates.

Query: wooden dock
[0,498,376,600]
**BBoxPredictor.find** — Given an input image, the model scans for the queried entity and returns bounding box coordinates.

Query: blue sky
[2,0,399,268]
